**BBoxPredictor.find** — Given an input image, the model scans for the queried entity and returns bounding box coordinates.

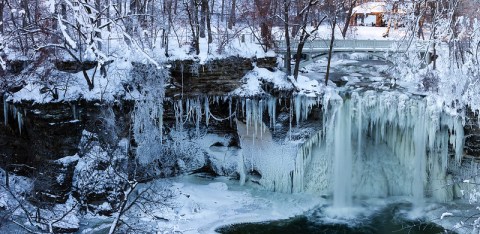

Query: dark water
[217,203,453,234]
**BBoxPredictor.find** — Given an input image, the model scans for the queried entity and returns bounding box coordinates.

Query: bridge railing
[276,39,430,53]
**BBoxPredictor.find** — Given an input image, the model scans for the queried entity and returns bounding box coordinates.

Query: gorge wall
[1,57,480,211]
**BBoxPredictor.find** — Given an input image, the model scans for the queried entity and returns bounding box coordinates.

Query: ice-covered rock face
[241,91,465,203]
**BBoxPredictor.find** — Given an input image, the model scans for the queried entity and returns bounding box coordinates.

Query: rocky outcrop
[0,97,134,204]
[2,56,480,211]
[54,61,98,73]
[465,109,480,157]
[166,56,277,97]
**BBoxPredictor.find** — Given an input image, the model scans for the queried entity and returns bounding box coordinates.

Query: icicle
[356,93,363,158]
[245,99,251,134]
[204,96,210,127]
[174,99,183,131]
[453,117,465,164]
[72,103,78,120]
[229,97,233,127]
[159,106,163,144]
[195,97,201,136]
[289,99,293,140]
[241,99,245,118]
[268,96,276,129]
[259,99,264,138]
[3,95,8,126]
[17,110,23,135]
[295,95,301,126]
[238,149,246,186]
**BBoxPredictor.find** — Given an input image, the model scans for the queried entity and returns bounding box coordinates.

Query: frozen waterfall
[305,91,462,203]
[247,90,464,205]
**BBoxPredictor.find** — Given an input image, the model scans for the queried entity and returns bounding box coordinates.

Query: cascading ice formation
[2,97,24,135]
[238,94,320,193]
[291,90,464,204]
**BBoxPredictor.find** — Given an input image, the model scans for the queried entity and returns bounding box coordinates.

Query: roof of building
[352,2,387,14]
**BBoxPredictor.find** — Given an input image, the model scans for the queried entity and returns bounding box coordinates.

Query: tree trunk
[108,182,138,234]
[186,0,200,54]
[220,0,224,22]
[293,41,304,79]
[292,0,322,79]
[82,70,95,91]
[21,0,29,54]
[116,0,122,16]
[383,2,398,38]
[193,0,200,54]
[291,0,303,37]
[96,0,102,50]
[431,1,436,70]
[283,0,291,76]
[255,0,273,51]
[341,0,357,38]
[228,0,236,29]
[0,0,4,34]
[325,18,336,86]
[200,0,207,38]
[5,167,9,189]
[165,0,173,56]
[206,0,213,43]
[107,0,111,31]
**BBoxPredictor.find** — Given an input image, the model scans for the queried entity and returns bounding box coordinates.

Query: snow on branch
[57,14,77,49]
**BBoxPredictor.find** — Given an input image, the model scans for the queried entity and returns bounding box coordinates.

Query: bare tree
[324,0,339,85]
[254,0,274,51]
[0,0,4,34]
[283,0,292,76]
[292,0,323,79]
[228,0,236,29]
[205,0,213,43]
[341,0,357,38]
[185,0,200,54]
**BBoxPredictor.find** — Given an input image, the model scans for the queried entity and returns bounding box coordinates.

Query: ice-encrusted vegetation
[2,0,480,233]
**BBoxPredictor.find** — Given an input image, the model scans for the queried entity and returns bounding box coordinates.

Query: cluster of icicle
[289,90,465,204]
[171,96,237,135]
[170,94,319,137]
[3,95,24,134]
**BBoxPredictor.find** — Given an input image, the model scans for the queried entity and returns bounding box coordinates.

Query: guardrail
[276,39,430,53]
